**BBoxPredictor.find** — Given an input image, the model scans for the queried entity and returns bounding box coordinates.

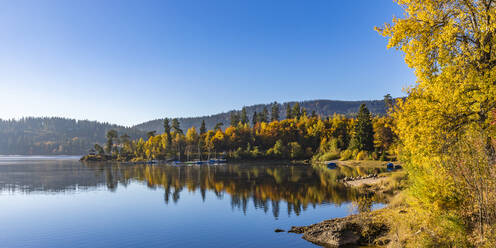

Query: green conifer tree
[105,129,118,155]
[261,107,269,123]
[271,102,280,121]
[171,118,183,134]
[252,111,258,126]
[214,122,223,131]
[240,107,248,124]
[292,102,301,119]
[163,118,172,149]
[285,103,292,119]
[350,104,374,152]
[200,120,207,135]
[230,112,240,126]
[383,94,393,113]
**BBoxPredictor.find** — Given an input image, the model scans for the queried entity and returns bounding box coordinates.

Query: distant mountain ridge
[133,99,387,133]
[0,99,387,155]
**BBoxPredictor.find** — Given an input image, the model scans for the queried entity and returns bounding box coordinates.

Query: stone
[289,213,389,247]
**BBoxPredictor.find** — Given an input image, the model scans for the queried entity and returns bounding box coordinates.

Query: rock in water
[274,228,285,233]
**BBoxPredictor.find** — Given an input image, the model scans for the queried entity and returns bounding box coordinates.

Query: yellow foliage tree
[377,0,496,245]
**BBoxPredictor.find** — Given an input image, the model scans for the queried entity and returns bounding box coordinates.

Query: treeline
[0,117,147,155]
[91,101,396,162]
[0,99,391,155]
[133,99,389,132]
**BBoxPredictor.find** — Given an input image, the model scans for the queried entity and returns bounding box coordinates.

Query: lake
[0,156,386,248]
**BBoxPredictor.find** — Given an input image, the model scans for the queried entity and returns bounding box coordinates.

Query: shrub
[352,149,359,159]
[320,150,340,161]
[340,149,353,160]
[288,142,304,159]
[250,146,262,159]
[356,150,369,160]
[231,147,243,159]
[266,139,288,159]
[379,152,387,161]
[371,151,379,160]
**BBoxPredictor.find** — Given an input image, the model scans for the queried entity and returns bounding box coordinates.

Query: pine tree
[171,118,183,134]
[252,111,258,126]
[240,107,248,124]
[213,122,223,131]
[163,119,171,135]
[350,104,374,152]
[258,107,269,123]
[301,107,307,117]
[271,102,280,121]
[292,102,301,119]
[285,103,292,119]
[200,120,207,135]
[105,129,118,155]
[163,118,172,147]
[383,94,393,113]
[230,112,240,126]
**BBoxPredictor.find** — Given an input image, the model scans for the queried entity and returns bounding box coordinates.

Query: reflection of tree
[105,168,117,192]
[84,162,388,217]
[272,200,280,218]
[353,196,374,213]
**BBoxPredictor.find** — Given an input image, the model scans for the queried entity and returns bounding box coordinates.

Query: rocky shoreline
[285,168,407,247]
[288,210,391,247]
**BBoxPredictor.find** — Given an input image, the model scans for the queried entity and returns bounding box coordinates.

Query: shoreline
[288,210,392,247]
[80,154,323,164]
[286,168,407,247]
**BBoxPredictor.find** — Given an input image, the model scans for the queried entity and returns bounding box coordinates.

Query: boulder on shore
[289,211,389,247]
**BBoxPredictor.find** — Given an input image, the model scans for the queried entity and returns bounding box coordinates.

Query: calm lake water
[0,156,386,248]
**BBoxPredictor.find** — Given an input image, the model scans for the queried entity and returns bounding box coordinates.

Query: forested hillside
[84,103,395,163]
[133,99,387,133]
[0,99,388,155]
[0,117,147,155]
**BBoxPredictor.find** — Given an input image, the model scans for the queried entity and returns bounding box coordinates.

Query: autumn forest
[85,100,396,163]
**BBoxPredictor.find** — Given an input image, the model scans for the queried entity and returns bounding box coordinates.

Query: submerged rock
[274,228,285,233]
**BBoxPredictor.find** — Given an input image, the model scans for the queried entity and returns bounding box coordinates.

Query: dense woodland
[88,100,396,162]
[0,117,147,155]
[134,99,388,132]
[0,100,388,155]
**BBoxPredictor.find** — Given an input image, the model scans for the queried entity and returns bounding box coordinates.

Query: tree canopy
[377,0,496,245]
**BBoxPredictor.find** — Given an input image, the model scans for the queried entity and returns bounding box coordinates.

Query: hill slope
[133,99,387,133]
[0,99,387,155]
[0,117,147,155]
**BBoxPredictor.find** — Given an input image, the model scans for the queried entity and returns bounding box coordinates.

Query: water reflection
[0,158,387,217]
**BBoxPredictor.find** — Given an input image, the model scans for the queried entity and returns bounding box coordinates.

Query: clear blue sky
[0,0,414,126]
